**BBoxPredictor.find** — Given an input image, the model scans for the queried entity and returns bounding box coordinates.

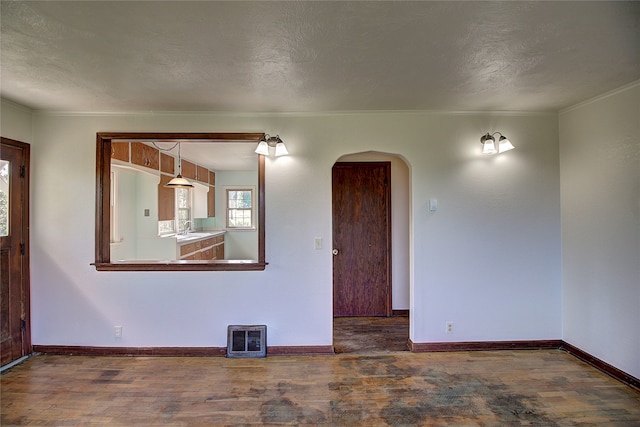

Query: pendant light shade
[165,174,193,188]
[164,142,193,188]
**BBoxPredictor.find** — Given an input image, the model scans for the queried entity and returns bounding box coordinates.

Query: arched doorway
[332,152,410,352]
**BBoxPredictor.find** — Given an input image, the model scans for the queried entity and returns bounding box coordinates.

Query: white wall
[559,82,640,379]
[5,91,639,380]
[23,110,561,349]
[1,99,33,143]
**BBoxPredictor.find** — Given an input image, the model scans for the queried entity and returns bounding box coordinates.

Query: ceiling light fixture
[164,142,194,188]
[255,134,288,156]
[480,132,515,155]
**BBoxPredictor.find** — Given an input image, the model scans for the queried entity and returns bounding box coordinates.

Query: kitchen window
[177,187,192,233]
[158,186,192,236]
[226,187,255,229]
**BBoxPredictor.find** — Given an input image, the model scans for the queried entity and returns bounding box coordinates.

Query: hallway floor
[333,315,409,353]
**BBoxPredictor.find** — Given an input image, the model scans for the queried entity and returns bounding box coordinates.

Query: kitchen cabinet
[158,174,175,221]
[197,165,209,184]
[215,241,224,260]
[131,142,159,170]
[177,233,224,260]
[111,142,129,162]
[160,152,174,175]
[207,185,215,217]
[207,170,216,217]
[181,160,196,180]
[201,247,213,260]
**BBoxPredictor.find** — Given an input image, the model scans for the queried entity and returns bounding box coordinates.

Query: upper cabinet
[111,142,130,162]
[208,171,216,217]
[160,152,174,175]
[181,159,196,180]
[208,184,215,218]
[196,165,209,184]
[110,142,217,219]
[131,142,159,170]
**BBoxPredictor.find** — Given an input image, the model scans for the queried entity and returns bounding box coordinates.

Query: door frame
[332,161,392,317]
[1,137,31,366]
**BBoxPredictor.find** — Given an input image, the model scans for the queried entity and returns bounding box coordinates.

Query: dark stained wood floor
[333,316,409,353]
[2,350,640,425]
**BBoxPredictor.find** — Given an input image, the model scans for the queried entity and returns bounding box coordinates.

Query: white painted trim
[0,97,34,114]
[30,109,557,118]
[560,80,640,115]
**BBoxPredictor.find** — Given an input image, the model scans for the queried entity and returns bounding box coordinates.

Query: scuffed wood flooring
[2,349,639,425]
[333,316,409,353]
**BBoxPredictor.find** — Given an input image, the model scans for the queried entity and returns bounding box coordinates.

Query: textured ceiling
[1,1,639,113]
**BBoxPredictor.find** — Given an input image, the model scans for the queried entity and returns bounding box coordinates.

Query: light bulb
[274,142,288,156]
[255,141,269,155]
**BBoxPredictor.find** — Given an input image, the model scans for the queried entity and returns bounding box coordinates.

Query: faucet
[181,220,193,235]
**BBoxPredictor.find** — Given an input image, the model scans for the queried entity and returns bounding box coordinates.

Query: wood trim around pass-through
[93,132,266,271]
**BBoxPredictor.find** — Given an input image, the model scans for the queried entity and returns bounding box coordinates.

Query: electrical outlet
[114,326,122,338]
[446,321,454,334]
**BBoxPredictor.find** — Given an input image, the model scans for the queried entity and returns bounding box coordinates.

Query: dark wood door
[332,162,391,317]
[1,137,31,366]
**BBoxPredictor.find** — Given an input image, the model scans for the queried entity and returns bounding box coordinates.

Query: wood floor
[333,316,409,353]
[2,318,639,425]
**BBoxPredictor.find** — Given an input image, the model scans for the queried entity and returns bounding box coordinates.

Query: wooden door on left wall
[0,137,31,366]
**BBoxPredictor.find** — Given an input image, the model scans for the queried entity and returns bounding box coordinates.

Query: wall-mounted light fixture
[480,132,515,155]
[255,134,288,156]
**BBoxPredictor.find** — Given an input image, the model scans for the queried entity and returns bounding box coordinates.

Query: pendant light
[165,142,193,188]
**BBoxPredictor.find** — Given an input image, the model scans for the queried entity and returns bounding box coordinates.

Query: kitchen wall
[2,99,562,352]
[212,170,259,260]
[559,82,640,379]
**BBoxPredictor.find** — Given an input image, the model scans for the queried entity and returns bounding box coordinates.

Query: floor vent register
[227,325,267,358]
